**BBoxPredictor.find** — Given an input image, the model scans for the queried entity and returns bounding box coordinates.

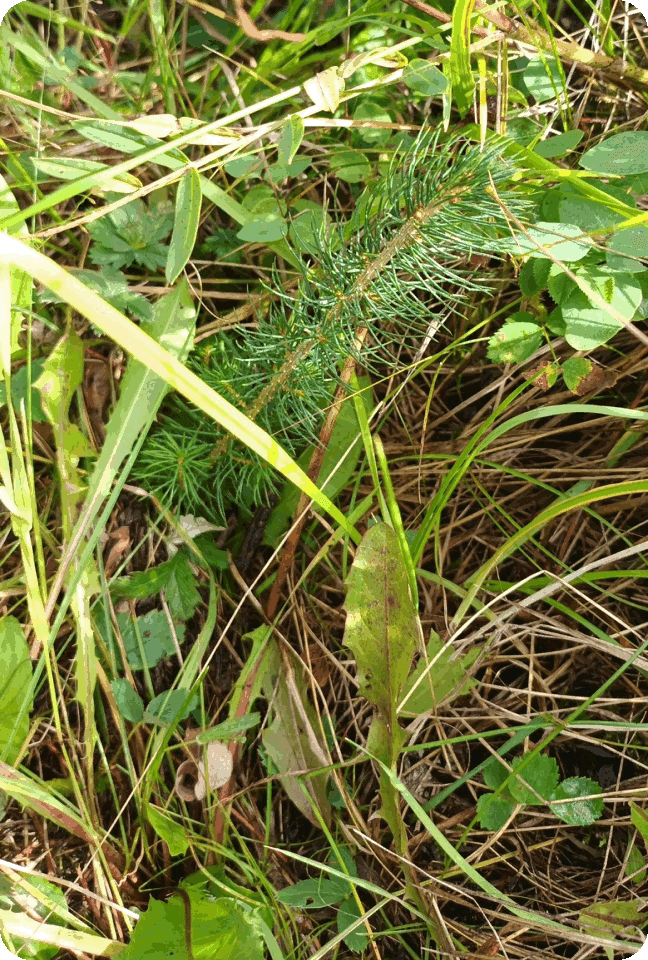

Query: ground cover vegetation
[2,0,648,957]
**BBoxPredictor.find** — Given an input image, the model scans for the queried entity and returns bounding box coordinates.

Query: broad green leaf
[399,630,481,717]
[148,805,189,856]
[504,222,591,261]
[580,131,648,175]
[224,154,263,179]
[519,258,551,296]
[278,116,304,167]
[509,755,559,805]
[145,689,198,725]
[277,878,345,909]
[288,199,328,257]
[521,57,563,103]
[562,274,643,349]
[195,714,260,743]
[550,777,604,825]
[0,359,47,421]
[402,59,448,96]
[534,129,583,158]
[118,609,186,671]
[337,896,368,953]
[111,678,144,723]
[606,224,648,273]
[329,150,371,184]
[118,891,264,960]
[486,320,543,363]
[237,217,288,243]
[353,100,392,144]
[343,523,418,744]
[561,357,593,394]
[0,616,33,764]
[166,168,202,284]
[268,156,311,181]
[476,794,516,831]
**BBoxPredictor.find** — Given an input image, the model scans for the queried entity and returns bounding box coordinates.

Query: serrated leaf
[111,678,144,722]
[562,275,643,349]
[399,631,481,717]
[166,168,202,284]
[402,59,448,96]
[482,757,510,791]
[509,754,559,805]
[476,793,516,831]
[487,320,543,363]
[278,116,304,168]
[303,67,345,113]
[165,554,201,622]
[550,777,604,825]
[343,523,418,739]
[148,805,189,856]
[0,616,33,764]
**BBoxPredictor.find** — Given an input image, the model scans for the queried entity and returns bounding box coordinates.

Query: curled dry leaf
[175,742,233,802]
[195,741,233,800]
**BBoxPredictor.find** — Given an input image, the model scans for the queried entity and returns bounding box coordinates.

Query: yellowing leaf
[303,67,345,113]
[125,113,182,138]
